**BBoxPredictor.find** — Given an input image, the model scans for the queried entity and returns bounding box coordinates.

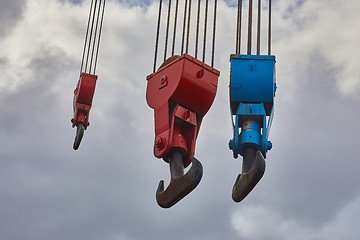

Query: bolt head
[155,137,166,150]
[229,140,234,150]
[266,140,273,151]
[183,110,191,119]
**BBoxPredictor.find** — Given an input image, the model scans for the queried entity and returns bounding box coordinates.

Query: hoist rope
[164,0,172,61]
[185,0,192,53]
[80,0,106,75]
[236,0,272,55]
[181,0,188,54]
[268,0,272,55]
[152,0,218,71]
[211,0,217,67]
[195,0,201,58]
[256,0,261,55]
[80,0,94,75]
[202,0,209,63]
[84,0,98,73]
[247,0,253,54]
[236,0,242,54]
[153,0,163,72]
[172,0,179,55]
[93,0,106,73]
[89,0,103,72]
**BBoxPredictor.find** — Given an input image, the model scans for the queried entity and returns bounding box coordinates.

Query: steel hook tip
[232,147,266,202]
[156,153,203,208]
[73,123,85,150]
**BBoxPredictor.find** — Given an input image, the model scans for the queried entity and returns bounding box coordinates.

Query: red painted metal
[146,53,220,167]
[71,73,97,128]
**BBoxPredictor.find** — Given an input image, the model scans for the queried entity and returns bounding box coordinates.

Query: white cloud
[272,0,360,98]
[231,195,360,240]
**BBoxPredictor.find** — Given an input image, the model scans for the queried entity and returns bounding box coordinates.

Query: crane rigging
[146,0,219,208]
[229,0,276,202]
[71,0,106,150]
[68,0,276,207]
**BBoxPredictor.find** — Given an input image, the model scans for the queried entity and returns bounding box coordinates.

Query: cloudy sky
[1,0,360,239]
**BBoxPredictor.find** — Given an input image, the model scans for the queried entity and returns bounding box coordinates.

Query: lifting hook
[156,151,203,208]
[232,146,265,202]
[73,123,85,150]
[71,73,97,150]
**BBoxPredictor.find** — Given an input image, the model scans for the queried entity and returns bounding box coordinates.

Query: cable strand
[80,0,94,75]
[153,0,163,72]
[89,0,102,74]
[93,0,106,74]
[247,0,253,55]
[202,0,209,63]
[164,0,172,61]
[172,0,179,56]
[211,0,217,67]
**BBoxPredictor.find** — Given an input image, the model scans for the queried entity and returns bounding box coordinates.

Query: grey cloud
[1,0,360,240]
[0,0,26,37]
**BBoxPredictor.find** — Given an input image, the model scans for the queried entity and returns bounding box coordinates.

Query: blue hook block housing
[229,54,276,158]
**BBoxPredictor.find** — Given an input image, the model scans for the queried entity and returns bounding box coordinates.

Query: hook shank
[73,123,85,150]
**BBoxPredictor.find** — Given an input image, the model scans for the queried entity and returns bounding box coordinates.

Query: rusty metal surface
[232,147,266,202]
[156,154,203,208]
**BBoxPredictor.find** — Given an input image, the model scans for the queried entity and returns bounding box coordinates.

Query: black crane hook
[156,151,203,208]
[232,146,266,202]
[73,123,85,150]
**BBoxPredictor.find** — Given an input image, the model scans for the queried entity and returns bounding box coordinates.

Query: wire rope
[202,0,209,63]
[256,0,261,55]
[164,0,172,61]
[195,0,201,58]
[171,0,179,55]
[247,0,253,54]
[153,0,163,72]
[211,0,217,67]
[93,0,106,73]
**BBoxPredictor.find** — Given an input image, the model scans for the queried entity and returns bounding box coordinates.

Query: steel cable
[256,0,261,55]
[181,0,188,54]
[268,0,272,55]
[247,0,253,54]
[84,0,98,73]
[153,0,218,68]
[202,0,208,63]
[211,0,217,67]
[164,0,172,61]
[195,0,201,58]
[236,0,242,54]
[185,0,192,53]
[171,0,179,55]
[80,0,94,75]
[89,0,102,73]
[153,0,163,72]
[93,0,106,74]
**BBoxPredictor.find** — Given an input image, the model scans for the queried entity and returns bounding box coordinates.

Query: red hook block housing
[146,54,220,167]
[71,72,97,128]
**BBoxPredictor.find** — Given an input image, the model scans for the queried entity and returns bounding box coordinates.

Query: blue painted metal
[229,54,276,158]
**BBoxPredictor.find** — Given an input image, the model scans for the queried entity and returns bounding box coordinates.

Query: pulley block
[146,53,220,207]
[229,54,276,201]
[71,72,97,150]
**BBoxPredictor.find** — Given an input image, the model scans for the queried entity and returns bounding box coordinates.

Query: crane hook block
[71,73,97,149]
[228,54,276,202]
[229,54,276,158]
[146,53,220,167]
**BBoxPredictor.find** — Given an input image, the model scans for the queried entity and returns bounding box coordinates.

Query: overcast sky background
[0,0,360,239]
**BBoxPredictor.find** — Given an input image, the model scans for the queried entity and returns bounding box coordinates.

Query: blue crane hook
[229,54,276,202]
